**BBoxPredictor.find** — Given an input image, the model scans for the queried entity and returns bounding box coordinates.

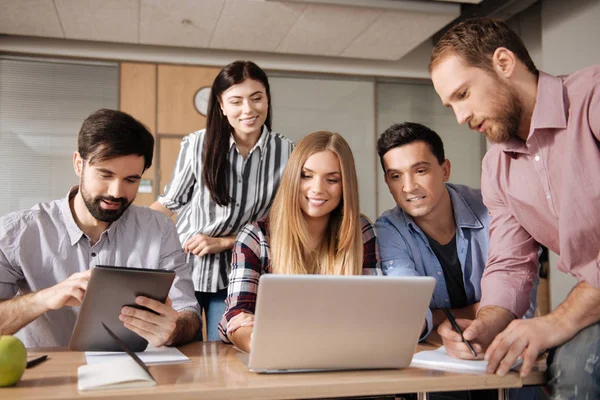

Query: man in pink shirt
[429,17,600,398]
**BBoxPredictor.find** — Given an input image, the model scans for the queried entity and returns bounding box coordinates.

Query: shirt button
[91,253,96,257]
[445,298,449,302]
[238,179,242,184]
[534,155,540,161]
[229,224,233,228]
[236,203,240,207]
[546,193,551,199]
[437,272,442,276]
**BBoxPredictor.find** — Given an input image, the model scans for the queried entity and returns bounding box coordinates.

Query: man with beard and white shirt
[0,109,200,348]
[429,17,600,398]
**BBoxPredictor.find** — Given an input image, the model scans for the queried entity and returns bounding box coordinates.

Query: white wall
[541,0,600,75]
[269,76,377,221]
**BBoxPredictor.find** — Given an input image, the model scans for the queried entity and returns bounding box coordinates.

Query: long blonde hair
[270,131,363,276]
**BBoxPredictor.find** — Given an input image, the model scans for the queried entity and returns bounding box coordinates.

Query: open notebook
[78,323,157,392]
[410,346,523,374]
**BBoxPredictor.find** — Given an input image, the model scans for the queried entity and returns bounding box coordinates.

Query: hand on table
[485,315,568,377]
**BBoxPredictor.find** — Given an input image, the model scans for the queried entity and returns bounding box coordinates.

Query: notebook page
[410,346,522,373]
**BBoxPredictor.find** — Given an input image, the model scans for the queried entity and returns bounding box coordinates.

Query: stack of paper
[410,346,522,373]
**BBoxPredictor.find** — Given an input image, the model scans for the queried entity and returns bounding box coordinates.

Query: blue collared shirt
[376,183,537,339]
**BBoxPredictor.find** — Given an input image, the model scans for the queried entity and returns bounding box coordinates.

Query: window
[0,57,118,215]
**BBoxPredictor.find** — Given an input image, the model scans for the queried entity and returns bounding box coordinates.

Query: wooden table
[3,342,546,400]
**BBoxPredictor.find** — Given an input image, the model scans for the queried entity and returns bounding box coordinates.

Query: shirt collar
[229,125,270,160]
[61,186,87,246]
[447,185,483,230]
[529,71,567,131]
[499,71,567,157]
[60,186,123,246]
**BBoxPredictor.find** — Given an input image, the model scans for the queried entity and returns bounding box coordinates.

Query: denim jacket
[376,183,538,340]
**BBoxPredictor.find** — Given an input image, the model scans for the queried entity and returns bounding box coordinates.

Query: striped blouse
[157,126,294,293]
[218,215,382,342]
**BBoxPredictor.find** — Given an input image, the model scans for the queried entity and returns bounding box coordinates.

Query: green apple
[0,335,27,387]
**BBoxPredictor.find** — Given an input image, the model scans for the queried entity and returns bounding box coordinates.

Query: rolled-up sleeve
[157,133,198,212]
[571,255,600,289]
[0,214,22,300]
[375,216,433,340]
[158,215,200,316]
[480,160,539,319]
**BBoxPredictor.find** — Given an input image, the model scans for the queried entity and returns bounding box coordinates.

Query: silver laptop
[237,274,435,373]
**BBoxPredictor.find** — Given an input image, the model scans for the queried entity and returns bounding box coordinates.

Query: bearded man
[429,17,600,399]
[0,109,200,348]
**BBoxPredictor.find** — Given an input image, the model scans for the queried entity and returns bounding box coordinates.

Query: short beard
[80,170,132,223]
[486,80,523,144]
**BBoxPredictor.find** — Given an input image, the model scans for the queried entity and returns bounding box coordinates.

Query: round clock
[193,87,211,116]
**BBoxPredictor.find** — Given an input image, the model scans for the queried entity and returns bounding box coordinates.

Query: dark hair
[430,17,538,76]
[203,60,272,206]
[377,122,445,172]
[78,109,154,169]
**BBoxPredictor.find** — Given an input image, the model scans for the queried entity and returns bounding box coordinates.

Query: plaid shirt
[218,215,382,342]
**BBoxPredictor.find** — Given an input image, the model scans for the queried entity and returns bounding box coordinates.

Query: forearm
[545,281,600,341]
[432,303,480,327]
[473,305,516,347]
[221,236,237,251]
[229,327,253,353]
[167,311,201,346]
[0,292,49,335]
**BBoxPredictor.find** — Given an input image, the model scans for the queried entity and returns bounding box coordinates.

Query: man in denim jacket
[375,122,538,400]
[375,122,538,340]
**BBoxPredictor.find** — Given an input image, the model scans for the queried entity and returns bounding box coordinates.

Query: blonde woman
[218,131,381,351]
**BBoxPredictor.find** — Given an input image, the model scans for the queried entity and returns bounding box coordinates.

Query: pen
[186,252,190,263]
[26,355,48,368]
[442,308,478,357]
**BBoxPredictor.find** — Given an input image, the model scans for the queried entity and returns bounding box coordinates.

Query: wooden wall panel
[120,63,157,206]
[159,136,185,199]
[157,65,221,135]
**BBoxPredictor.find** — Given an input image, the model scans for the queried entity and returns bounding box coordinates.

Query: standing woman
[150,61,294,341]
[218,131,381,352]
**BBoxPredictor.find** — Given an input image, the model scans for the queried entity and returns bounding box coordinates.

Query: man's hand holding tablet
[120,296,179,347]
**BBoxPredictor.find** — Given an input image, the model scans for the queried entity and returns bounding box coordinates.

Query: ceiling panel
[140,0,225,48]
[209,0,305,52]
[54,0,138,43]
[276,3,381,57]
[0,0,63,38]
[341,10,458,60]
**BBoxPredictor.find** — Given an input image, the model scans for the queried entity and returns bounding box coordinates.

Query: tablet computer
[68,265,176,352]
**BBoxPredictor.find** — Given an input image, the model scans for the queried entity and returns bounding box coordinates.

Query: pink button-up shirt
[480,67,600,318]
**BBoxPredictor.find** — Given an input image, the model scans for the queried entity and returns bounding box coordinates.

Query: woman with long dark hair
[151,61,293,341]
